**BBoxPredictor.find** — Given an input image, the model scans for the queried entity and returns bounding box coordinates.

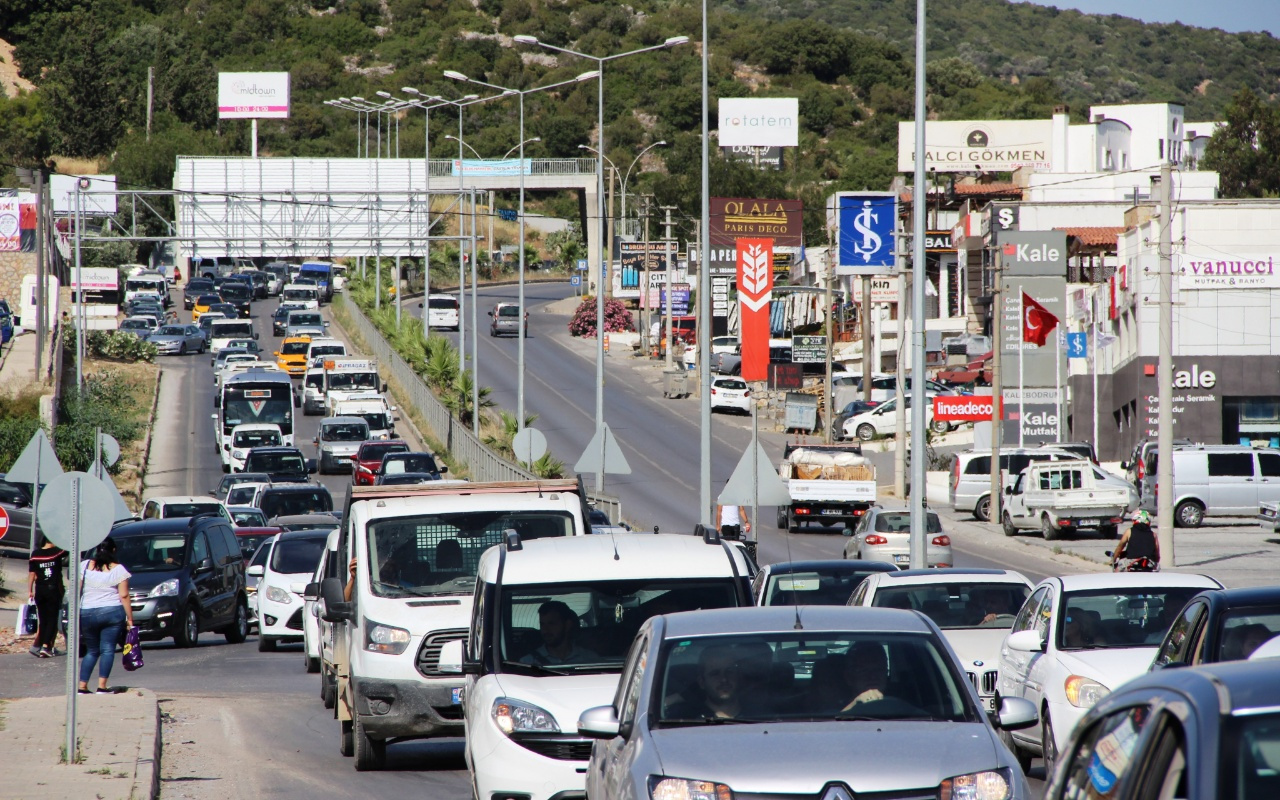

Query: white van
[124,273,169,307]
[425,293,460,330]
[318,479,593,770]
[281,284,320,310]
[447,528,752,800]
[1139,444,1280,527]
[208,318,257,355]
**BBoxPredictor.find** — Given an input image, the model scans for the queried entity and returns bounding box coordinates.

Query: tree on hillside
[42,16,123,157]
[1203,88,1280,198]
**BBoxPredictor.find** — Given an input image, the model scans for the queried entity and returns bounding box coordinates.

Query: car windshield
[379,474,436,485]
[358,412,391,431]
[233,429,281,448]
[1217,610,1280,661]
[365,510,576,598]
[764,568,896,606]
[382,454,437,475]
[270,536,327,575]
[162,503,222,519]
[305,373,324,389]
[230,509,266,527]
[196,295,221,305]
[156,326,185,336]
[656,632,974,725]
[498,579,738,676]
[281,341,310,355]
[121,320,150,330]
[360,442,406,461]
[322,423,368,441]
[187,281,214,293]
[226,485,260,506]
[1222,713,1280,798]
[428,297,458,309]
[116,534,189,572]
[236,533,273,559]
[274,306,301,319]
[213,322,253,338]
[310,345,344,358]
[497,305,520,317]
[1059,588,1205,650]
[284,289,315,301]
[199,316,224,330]
[245,453,305,474]
[326,372,378,391]
[873,512,944,534]
[260,489,332,519]
[871,583,1032,629]
[289,313,322,326]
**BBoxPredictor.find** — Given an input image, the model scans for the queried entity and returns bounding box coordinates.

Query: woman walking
[78,537,135,694]
[27,535,69,657]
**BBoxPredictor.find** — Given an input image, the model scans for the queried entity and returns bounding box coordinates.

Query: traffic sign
[98,432,121,467]
[791,335,827,364]
[37,472,115,552]
[512,427,548,464]
[569,275,581,287]
[574,424,631,476]
[576,259,589,271]
[0,506,9,542]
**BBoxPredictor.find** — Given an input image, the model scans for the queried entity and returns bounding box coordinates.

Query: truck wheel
[1041,514,1059,541]
[974,495,991,522]
[1002,512,1018,537]
[1100,524,1120,539]
[352,712,387,771]
[785,510,796,533]
[1175,500,1204,528]
[856,424,877,442]
[776,508,787,529]
[339,720,353,757]
[322,669,336,709]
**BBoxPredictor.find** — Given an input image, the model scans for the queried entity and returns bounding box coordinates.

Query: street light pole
[700,0,712,524]
[909,0,929,567]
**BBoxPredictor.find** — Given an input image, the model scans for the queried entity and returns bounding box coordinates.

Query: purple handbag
[121,626,144,671]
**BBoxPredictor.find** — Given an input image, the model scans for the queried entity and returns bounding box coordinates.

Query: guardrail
[336,298,622,522]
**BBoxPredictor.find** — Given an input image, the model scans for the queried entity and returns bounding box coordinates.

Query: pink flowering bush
[568,297,635,338]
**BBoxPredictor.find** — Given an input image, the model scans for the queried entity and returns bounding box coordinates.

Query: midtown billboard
[218,72,290,119]
[718,98,799,147]
[897,120,1053,172]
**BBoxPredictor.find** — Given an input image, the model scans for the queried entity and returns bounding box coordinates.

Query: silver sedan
[578,606,1038,799]
[843,506,954,568]
[148,323,206,354]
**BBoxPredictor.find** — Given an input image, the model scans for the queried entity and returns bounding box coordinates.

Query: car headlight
[148,578,180,598]
[1065,675,1109,708]
[364,620,411,655]
[264,585,291,604]
[232,449,246,459]
[939,768,1013,800]
[492,697,560,736]
[649,777,733,800]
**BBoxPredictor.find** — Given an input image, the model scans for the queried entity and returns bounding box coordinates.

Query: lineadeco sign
[933,395,1002,422]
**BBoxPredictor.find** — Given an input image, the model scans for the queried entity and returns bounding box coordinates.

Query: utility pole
[34,169,45,376]
[1156,162,1175,564]
[989,252,1004,526]
[146,66,154,141]
[862,276,873,403]
[894,240,907,500]
[640,195,653,350]
[823,250,834,445]
[663,206,676,370]
[605,167,617,299]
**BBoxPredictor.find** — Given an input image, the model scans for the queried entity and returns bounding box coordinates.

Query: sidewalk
[924,470,1280,588]
[0,688,161,800]
[0,331,43,391]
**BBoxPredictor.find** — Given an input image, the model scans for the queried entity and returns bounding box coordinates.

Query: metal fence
[337,299,622,522]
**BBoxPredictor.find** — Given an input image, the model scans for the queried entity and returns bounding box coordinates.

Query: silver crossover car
[578,606,1040,800]
[148,323,205,354]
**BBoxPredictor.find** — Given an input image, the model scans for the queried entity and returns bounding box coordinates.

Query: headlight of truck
[264,585,291,604]
[492,697,559,735]
[939,768,1013,800]
[649,777,733,800]
[148,579,180,598]
[232,449,246,460]
[1065,675,1109,708]
[364,620,411,655]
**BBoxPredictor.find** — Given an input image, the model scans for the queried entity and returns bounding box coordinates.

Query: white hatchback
[710,377,751,414]
[996,571,1223,776]
[842,395,948,441]
[249,529,330,653]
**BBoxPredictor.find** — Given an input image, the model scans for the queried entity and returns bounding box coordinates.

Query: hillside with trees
[1,0,1277,254]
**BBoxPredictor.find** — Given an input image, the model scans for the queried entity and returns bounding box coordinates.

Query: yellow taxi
[191,294,222,322]
[275,336,312,377]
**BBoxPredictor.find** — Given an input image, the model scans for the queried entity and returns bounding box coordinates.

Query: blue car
[0,299,14,344]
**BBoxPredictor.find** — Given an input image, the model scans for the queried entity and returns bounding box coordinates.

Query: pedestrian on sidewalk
[27,534,68,658]
[78,537,135,694]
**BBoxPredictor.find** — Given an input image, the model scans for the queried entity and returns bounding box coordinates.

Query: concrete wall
[0,251,36,312]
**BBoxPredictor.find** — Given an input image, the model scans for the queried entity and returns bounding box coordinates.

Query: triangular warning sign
[573,424,631,475]
[91,457,135,524]
[718,442,792,507]
[6,428,63,485]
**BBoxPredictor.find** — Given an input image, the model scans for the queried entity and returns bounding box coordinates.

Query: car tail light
[711,388,717,395]
[952,458,961,490]
[743,390,750,397]
[864,534,888,545]
[795,508,811,516]
[932,535,951,546]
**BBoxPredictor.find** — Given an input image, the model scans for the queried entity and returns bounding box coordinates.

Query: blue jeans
[80,605,126,684]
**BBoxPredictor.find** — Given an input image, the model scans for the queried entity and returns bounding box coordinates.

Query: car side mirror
[247,565,264,577]
[436,639,465,675]
[487,311,494,317]
[253,333,259,340]
[578,705,622,739]
[1006,629,1046,653]
[211,413,218,420]
[438,465,448,474]
[994,696,1038,731]
[842,526,854,537]
[196,557,215,573]
[1120,461,1131,470]
[302,582,320,601]
[1004,486,1013,495]
[324,321,330,327]
[320,577,353,622]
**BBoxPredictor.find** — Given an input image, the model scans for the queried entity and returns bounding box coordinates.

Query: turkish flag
[1021,291,1059,347]
[736,238,774,381]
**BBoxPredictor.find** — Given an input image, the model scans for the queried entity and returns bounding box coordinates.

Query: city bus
[214,370,297,454]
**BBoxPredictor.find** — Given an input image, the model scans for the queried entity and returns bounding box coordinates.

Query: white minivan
[425,293,460,330]
[318,479,593,771]
[445,528,752,800]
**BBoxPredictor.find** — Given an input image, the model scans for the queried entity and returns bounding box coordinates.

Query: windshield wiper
[660,716,761,726]
[500,660,570,676]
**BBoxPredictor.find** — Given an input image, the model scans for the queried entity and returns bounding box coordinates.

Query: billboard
[218,72,290,119]
[718,98,799,147]
[51,175,118,216]
[999,277,1067,388]
[723,145,783,170]
[933,395,1001,422]
[452,159,530,177]
[737,239,774,381]
[851,275,901,304]
[1000,230,1067,277]
[897,120,1053,173]
[710,198,803,248]
[828,192,896,274]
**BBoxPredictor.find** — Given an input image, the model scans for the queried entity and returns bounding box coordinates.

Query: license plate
[1076,519,1100,526]
[450,688,464,705]
[894,555,911,564]
[821,509,843,516]
[985,697,997,712]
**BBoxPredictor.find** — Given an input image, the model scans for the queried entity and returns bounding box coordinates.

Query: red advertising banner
[933,395,1002,422]
[737,238,774,381]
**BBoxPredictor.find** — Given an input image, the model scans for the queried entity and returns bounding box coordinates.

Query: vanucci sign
[1180,255,1280,289]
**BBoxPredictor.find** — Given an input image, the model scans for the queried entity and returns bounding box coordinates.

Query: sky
[1017,1,1280,37]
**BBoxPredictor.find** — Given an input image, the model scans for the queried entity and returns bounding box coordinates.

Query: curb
[133,368,163,505]
[134,691,161,800]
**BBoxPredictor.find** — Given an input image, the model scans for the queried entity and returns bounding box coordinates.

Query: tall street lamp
[324,98,367,157]
[375,92,405,157]
[514,33,689,490]
[577,139,666,240]
[445,68,600,433]
[399,88,455,334]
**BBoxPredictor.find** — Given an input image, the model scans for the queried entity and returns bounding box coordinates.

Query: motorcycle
[1106,550,1159,572]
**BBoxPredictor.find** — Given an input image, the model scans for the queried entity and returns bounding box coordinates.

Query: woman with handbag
[78,537,135,694]
[27,534,69,657]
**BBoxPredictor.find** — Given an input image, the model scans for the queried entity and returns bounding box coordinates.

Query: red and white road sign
[0,506,9,541]
[933,395,1002,422]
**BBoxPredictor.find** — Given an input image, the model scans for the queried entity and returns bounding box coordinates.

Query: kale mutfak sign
[898,120,1053,172]
[1000,230,1066,277]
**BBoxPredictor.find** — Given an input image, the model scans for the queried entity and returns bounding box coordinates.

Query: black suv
[258,483,334,521]
[111,516,249,647]
[183,278,216,310]
[217,281,253,318]
[242,446,316,483]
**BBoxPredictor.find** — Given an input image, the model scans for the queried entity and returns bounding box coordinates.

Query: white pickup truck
[1001,459,1135,540]
[776,444,877,532]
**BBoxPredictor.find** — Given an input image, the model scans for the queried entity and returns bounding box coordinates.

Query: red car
[234,526,284,564]
[351,440,409,486]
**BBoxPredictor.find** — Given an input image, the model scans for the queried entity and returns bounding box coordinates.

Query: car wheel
[306,651,320,674]
[1175,500,1204,528]
[322,668,335,708]
[258,634,277,652]
[1002,512,1018,537]
[856,424,877,442]
[1000,722,1033,775]
[1042,713,1058,778]
[178,343,186,355]
[929,418,949,434]
[974,495,992,523]
[223,598,249,644]
[776,507,787,529]
[352,710,387,771]
[339,720,354,757]
[174,604,199,648]
[1041,514,1059,541]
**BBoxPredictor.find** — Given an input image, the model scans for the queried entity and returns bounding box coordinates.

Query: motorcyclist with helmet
[1111,510,1160,571]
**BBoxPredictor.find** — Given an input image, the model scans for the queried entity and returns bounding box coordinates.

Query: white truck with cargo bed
[776,443,877,532]
[1001,459,1134,540]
